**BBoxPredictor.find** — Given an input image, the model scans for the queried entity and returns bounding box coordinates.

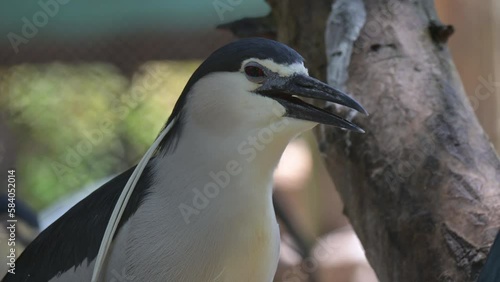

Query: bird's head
[167,38,367,142]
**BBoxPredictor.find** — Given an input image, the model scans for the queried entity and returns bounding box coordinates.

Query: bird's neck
[150,115,304,224]
[126,116,298,281]
[157,115,297,183]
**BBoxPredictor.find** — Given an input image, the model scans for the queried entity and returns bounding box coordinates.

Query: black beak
[257,74,368,133]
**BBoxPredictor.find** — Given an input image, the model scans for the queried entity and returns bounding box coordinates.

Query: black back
[2,165,154,282]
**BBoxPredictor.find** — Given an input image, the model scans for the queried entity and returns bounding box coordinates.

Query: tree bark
[268,0,500,281]
[436,0,500,153]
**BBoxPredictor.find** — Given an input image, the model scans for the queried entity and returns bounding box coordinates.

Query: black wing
[478,231,500,282]
[2,164,154,282]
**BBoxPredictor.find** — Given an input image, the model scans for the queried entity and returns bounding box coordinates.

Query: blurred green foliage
[0,61,199,210]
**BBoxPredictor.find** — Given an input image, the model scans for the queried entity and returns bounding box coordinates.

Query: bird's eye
[244,66,265,78]
[244,64,267,83]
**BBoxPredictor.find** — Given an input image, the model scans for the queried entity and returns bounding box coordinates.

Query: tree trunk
[436,0,500,153]
[268,0,500,281]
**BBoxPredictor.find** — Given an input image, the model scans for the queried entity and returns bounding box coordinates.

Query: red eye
[244,66,266,77]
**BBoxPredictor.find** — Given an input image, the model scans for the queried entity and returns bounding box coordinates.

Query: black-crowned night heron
[3,38,367,282]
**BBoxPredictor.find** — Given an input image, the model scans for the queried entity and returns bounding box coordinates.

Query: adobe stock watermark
[380,135,437,188]
[109,267,136,282]
[468,74,500,111]
[50,120,117,187]
[178,106,290,224]
[7,0,70,54]
[213,0,243,21]
[50,65,169,185]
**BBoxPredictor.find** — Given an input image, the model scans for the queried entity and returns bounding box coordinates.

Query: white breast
[104,161,280,281]
[101,120,291,281]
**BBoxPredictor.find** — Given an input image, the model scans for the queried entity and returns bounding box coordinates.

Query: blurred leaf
[1,61,199,210]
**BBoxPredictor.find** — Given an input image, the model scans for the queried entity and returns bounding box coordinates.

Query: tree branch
[319,1,500,281]
[269,0,500,281]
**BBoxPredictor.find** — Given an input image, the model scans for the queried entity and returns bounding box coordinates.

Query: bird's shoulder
[1,164,154,282]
